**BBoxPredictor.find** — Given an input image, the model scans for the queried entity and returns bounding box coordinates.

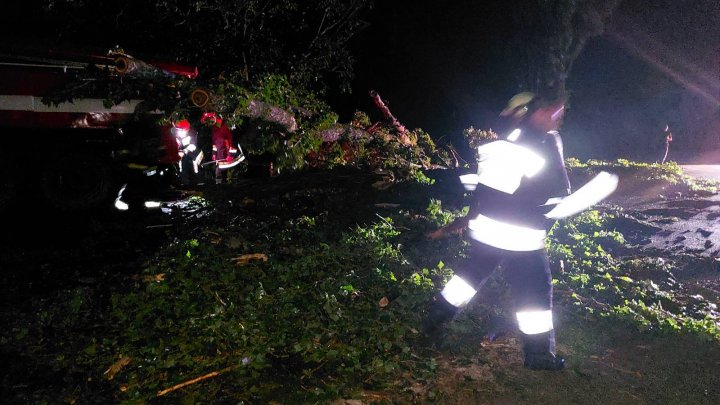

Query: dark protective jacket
[474,129,570,228]
[463,128,571,251]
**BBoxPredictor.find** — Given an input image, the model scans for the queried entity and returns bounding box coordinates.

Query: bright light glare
[459,173,480,191]
[114,199,129,211]
[476,141,545,194]
[506,128,521,142]
[542,197,564,206]
[516,310,554,334]
[544,171,618,219]
[468,213,546,251]
[441,275,477,308]
[144,201,162,208]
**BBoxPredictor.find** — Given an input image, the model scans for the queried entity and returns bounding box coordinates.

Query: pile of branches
[43,51,453,181]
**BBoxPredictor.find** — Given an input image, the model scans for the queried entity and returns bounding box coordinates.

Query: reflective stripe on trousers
[440,275,477,308]
[516,309,553,334]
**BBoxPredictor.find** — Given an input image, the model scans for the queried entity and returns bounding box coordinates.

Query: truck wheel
[40,152,115,211]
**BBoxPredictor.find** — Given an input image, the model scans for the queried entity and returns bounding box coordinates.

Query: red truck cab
[0,46,197,211]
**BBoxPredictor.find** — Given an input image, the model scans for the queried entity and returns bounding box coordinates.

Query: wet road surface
[680,165,720,181]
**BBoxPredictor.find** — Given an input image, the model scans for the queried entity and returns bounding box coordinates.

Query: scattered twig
[230,253,268,265]
[446,145,463,168]
[214,291,227,307]
[156,365,238,397]
[104,356,132,380]
[374,203,401,208]
[131,273,166,283]
[375,213,395,227]
[145,224,173,229]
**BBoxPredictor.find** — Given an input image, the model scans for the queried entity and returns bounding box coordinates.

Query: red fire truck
[0,46,198,211]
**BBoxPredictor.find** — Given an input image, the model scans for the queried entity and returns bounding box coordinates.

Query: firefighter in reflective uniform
[201,112,236,184]
[173,119,202,186]
[113,122,181,212]
[425,92,571,371]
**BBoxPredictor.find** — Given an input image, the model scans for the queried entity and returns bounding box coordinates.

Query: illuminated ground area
[681,165,720,181]
[0,167,718,403]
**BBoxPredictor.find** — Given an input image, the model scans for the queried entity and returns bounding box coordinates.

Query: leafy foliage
[567,158,720,194]
[42,58,452,179]
[462,126,499,152]
[3,185,463,402]
[41,0,373,90]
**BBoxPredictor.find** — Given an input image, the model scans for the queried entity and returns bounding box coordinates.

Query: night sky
[330,0,517,153]
[334,0,720,164]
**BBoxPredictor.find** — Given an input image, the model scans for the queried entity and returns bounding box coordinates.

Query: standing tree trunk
[510,0,624,100]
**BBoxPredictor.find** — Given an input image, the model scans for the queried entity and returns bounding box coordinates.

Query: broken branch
[156,365,238,397]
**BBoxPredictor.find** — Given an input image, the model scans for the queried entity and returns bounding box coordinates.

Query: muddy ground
[389,311,719,404]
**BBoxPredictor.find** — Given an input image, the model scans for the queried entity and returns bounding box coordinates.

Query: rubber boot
[522,330,565,371]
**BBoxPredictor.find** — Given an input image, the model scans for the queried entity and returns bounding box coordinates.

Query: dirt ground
[386,309,720,405]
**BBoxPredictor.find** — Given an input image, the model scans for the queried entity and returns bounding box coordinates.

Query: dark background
[3,0,719,164]
[331,0,720,164]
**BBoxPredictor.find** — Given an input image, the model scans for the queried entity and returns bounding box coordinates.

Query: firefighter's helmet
[174,119,191,130]
[201,112,221,127]
[172,119,191,137]
[500,92,537,119]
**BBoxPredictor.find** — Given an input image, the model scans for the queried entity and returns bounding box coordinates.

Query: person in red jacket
[158,123,181,166]
[172,119,201,186]
[114,121,184,211]
[201,112,236,184]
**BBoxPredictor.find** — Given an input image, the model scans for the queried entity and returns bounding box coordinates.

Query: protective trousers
[457,241,556,356]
